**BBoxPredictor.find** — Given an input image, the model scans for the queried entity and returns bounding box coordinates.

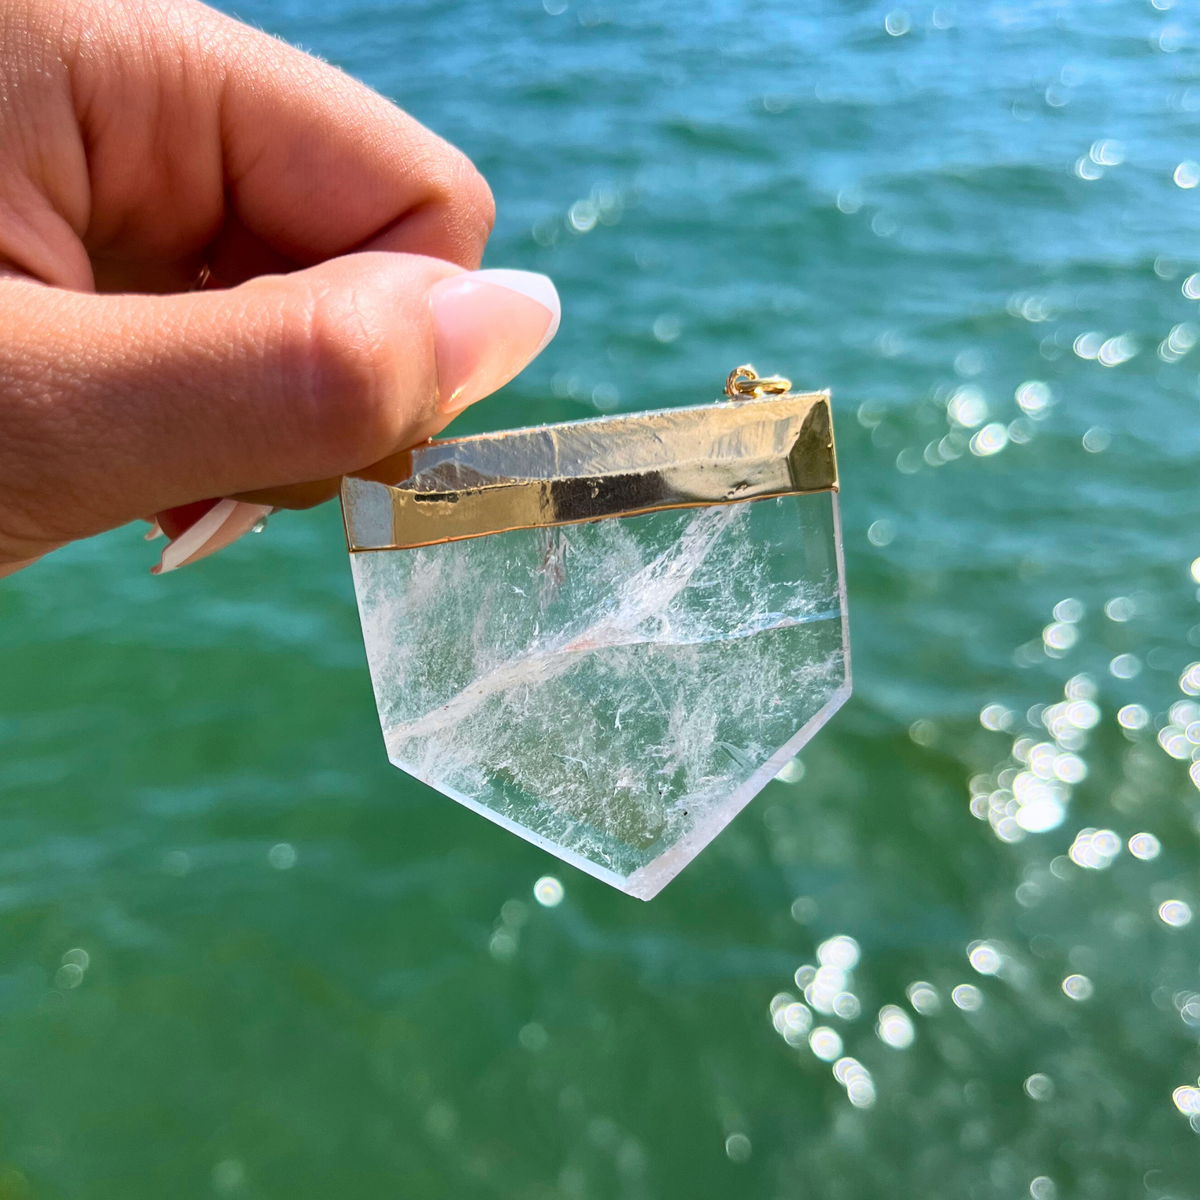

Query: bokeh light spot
[1062,974,1093,1000]
[1159,900,1193,927]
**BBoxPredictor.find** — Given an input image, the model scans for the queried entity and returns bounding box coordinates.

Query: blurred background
[3,0,1200,1195]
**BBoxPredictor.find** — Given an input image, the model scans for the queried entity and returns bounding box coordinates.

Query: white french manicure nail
[430,269,561,414]
[153,500,272,574]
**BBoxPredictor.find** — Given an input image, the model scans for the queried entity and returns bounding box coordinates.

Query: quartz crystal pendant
[341,368,850,899]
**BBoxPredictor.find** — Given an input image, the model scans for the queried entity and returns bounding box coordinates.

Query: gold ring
[724,364,792,399]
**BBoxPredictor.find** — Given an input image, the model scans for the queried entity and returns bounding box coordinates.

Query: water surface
[3,0,1200,1195]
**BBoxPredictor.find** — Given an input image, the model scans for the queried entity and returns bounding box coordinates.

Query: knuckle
[292,285,396,469]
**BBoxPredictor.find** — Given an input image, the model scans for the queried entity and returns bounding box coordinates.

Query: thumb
[0,253,559,571]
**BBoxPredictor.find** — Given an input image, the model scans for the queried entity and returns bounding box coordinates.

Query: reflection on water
[3,0,1200,1195]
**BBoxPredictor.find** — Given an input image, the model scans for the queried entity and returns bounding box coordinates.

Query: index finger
[64,0,493,279]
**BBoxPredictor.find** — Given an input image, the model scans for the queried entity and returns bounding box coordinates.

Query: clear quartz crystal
[350,491,850,899]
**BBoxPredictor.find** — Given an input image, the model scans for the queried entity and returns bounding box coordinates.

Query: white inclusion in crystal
[350,493,850,899]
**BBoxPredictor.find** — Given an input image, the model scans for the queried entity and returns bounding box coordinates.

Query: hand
[0,0,559,576]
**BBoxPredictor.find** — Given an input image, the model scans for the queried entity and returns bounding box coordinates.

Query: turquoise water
[4,0,1200,1195]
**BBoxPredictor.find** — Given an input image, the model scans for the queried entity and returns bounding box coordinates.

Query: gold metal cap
[342,382,836,552]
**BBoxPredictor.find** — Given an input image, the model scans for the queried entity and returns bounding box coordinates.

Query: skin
[0,0,496,573]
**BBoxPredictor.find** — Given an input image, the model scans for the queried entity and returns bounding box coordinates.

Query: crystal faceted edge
[341,389,835,550]
[342,385,849,900]
[616,490,851,900]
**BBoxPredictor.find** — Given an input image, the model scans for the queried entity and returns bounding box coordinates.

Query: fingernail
[152,499,272,574]
[430,269,560,415]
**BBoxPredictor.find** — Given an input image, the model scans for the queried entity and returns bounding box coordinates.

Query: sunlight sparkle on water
[832,992,861,1019]
[1015,380,1054,418]
[1110,654,1142,680]
[877,1005,915,1049]
[1128,832,1161,860]
[1062,974,1094,1001]
[1159,900,1193,928]
[867,519,895,547]
[1174,161,1200,189]
[806,966,851,1016]
[817,935,860,971]
[1043,622,1078,653]
[1159,323,1197,362]
[967,941,1004,975]
[1097,335,1137,368]
[776,757,805,783]
[951,984,983,1011]
[724,1133,751,1163]
[54,963,83,990]
[1053,598,1085,624]
[947,386,987,428]
[533,877,564,907]
[1068,828,1121,869]
[833,1057,876,1108]
[770,996,814,1047]
[980,704,1015,731]
[970,423,1008,457]
[769,992,794,1016]
[809,1027,843,1062]
[268,843,296,870]
[1105,596,1136,622]
[1117,704,1149,730]
[906,981,941,1015]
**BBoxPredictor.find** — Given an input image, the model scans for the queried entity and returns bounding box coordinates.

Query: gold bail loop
[724,364,792,400]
